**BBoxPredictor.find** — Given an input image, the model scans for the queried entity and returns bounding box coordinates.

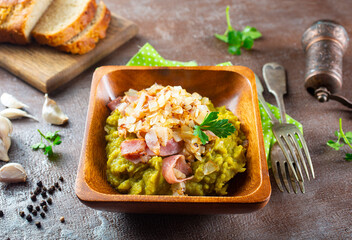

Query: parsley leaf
[345,153,352,162]
[31,130,62,157]
[193,112,236,145]
[194,125,209,145]
[242,26,262,39]
[326,140,344,151]
[327,118,352,161]
[344,131,352,144]
[215,6,262,55]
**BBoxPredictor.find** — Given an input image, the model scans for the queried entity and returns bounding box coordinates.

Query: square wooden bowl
[76,66,271,214]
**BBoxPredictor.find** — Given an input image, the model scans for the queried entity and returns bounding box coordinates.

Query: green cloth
[126,43,303,165]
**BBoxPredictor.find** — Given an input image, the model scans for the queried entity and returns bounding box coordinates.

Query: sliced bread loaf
[57,1,110,54]
[31,0,97,47]
[0,0,53,44]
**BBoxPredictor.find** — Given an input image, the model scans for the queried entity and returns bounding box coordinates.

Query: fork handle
[274,93,287,123]
[257,94,280,124]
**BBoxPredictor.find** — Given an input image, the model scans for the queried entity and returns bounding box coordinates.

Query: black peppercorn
[58,187,62,191]
[40,200,46,206]
[35,206,40,211]
[48,186,55,195]
[19,211,25,218]
[47,198,52,205]
[35,221,41,228]
[40,212,45,218]
[41,192,47,198]
[26,214,32,222]
[32,210,37,216]
[34,187,41,195]
[30,195,37,201]
[0,210,3,217]
[37,181,43,187]
[42,187,47,192]
[27,205,33,212]
[59,176,64,182]
[54,182,59,188]
[60,217,65,223]
[42,205,48,212]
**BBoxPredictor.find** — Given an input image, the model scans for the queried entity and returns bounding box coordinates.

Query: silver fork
[262,63,315,191]
[256,69,304,193]
[255,74,302,192]
[256,73,306,193]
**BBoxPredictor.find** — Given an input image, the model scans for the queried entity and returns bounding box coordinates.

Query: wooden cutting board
[0,14,138,93]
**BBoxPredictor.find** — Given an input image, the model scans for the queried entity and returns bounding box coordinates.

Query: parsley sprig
[193,112,236,145]
[327,118,352,161]
[31,130,62,157]
[215,6,262,55]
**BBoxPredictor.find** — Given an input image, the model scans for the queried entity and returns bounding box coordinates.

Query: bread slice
[0,0,53,44]
[32,0,97,47]
[57,1,110,54]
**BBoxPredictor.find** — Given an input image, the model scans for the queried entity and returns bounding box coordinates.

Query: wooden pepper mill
[302,20,352,108]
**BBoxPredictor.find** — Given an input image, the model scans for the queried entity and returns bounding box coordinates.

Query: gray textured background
[1,0,352,239]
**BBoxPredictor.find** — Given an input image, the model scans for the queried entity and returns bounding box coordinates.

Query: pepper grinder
[302,20,352,108]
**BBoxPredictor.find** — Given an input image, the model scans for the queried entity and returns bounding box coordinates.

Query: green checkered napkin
[126,43,303,166]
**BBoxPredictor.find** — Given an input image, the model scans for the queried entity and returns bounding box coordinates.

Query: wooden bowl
[75,66,271,214]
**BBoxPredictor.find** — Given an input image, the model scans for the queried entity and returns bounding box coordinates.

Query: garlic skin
[0,116,12,162]
[42,94,68,125]
[0,93,29,109]
[0,163,27,183]
[0,108,38,121]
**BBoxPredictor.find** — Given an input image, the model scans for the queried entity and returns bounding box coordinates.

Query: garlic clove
[42,94,68,125]
[2,136,11,152]
[1,93,29,109]
[0,115,12,138]
[0,163,27,183]
[0,139,9,162]
[0,108,38,121]
[0,116,12,162]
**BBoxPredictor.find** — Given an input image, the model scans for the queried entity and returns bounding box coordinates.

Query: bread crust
[32,0,97,47]
[0,0,33,44]
[57,2,111,54]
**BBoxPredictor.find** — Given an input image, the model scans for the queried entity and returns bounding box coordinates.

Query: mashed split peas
[105,102,247,196]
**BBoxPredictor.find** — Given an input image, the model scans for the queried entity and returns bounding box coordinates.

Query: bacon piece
[120,139,147,161]
[126,154,150,164]
[145,139,183,157]
[145,129,160,155]
[107,96,122,111]
[159,138,183,156]
[162,155,193,184]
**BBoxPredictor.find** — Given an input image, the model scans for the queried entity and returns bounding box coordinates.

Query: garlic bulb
[0,163,27,183]
[42,94,68,125]
[0,116,12,162]
[0,93,29,109]
[0,108,38,121]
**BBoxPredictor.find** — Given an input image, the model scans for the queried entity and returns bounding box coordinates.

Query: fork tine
[275,136,299,181]
[271,161,284,192]
[295,130,315,179]
[290,162,305,193]
[298,177,305,193]
[290,133,310,181]
[287,163,298,194]
[282,134,305,182]
[279,161,291,193]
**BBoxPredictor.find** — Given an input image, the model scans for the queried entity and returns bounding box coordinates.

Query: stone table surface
[1,0,352,239]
